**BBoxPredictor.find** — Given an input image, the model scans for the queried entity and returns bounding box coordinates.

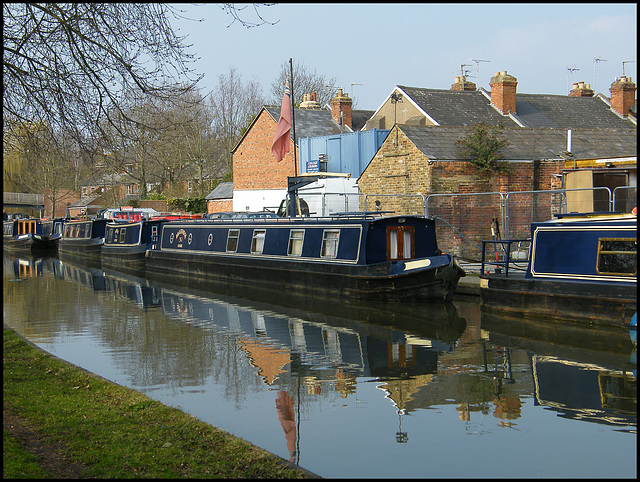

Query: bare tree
[3,3,276,149]
[210,67,265,172]
[4,121,80,216]
[270,60,338,107]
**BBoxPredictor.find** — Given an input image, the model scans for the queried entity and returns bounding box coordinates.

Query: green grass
[3,327,317,479]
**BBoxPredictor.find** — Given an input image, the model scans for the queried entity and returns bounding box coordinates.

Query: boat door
[386,226,415,261]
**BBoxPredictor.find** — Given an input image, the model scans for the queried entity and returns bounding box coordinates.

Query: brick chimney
[569,81,594,97]
[331,89,352,129]
[489,71,518,114]
[451,75,476,91]
[610,76,636,117]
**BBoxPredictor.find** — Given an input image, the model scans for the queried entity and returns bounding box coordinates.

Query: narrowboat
[145,213,466,302]
[2,217,63,254]
[58,218,108,262]
[480,212,637,330]
[31,218,65,252]
[101,218,168,271]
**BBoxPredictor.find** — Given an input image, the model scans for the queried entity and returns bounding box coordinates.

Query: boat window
[119,227,126,243]
[288,229,304,256]
[387,226,415,261]
[226,229,240,253]
[596,238,637,276]
[321,230,340,258]
[251,229,266,254]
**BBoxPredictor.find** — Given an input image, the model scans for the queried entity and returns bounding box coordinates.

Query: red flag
[271,83,291,162]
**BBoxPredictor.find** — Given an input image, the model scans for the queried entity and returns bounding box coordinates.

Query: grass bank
[3,327,317,479]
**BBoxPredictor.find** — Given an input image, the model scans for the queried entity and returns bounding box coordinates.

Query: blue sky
[169,3,637,110]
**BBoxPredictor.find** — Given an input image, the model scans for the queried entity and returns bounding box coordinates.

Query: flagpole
[289,58,297,177]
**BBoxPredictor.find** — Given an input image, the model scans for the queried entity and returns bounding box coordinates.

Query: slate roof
[396,85,636,130]
[397,86,508,127]
[399,125,637,161]
[205,181,233,200]
[68,194,104,208]
[512,93,634,129]
[264,106,341,139]
[351,109,375,131]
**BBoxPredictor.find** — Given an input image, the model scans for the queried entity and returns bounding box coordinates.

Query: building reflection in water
[4,253,636,463]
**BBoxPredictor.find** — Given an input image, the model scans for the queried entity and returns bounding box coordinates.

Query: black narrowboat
[58,218,108,262]
[2,218,63,254]
[146,213,465,302]
[102,219,168,271]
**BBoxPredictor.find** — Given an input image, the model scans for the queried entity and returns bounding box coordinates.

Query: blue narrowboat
[2,218,64,254]
[58,218,108,262]
[101,219,168,270]
[480,212,637,330]
[145,213,466,302]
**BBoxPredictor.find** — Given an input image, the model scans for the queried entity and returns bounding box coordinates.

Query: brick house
[358,72,636,258]
[65,194,105,218]
[358,125,636,257]
[205,181,233,213]
[229,90,373,213]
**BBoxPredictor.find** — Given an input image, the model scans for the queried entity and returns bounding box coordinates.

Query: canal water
[3,252,637,478]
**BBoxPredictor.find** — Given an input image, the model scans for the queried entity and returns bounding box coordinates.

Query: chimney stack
[451,75,477,91]
[568,81,594,97]
[331,88,352,129]
[299,93,321,109]
[610,76,636,118]
[489,71,518,114]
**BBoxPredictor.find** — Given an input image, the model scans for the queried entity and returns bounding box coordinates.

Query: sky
[168,3,637,111]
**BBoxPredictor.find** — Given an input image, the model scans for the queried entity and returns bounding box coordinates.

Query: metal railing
[480,239,531,277]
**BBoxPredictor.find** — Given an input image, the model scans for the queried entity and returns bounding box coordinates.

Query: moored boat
[2,217,63,254]
[58,218,108,263]
[31,218,65,253]
[101,218,168,271]
[479,212,637,330]
[146,213,465,302]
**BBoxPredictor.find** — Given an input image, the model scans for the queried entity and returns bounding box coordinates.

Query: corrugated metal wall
[299,129,390,178]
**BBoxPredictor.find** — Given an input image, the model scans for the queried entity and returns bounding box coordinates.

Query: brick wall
[43,189,79,218]
[206,200,233,213]
[359,127,564,258]
[138,200,169,212]
[233,110,297,191]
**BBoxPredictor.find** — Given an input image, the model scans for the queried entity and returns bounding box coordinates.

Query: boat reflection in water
[7,253,636,472]
[531,355,636,432]
[482,311,637,433]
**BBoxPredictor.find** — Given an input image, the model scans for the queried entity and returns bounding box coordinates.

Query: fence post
[501,193,509,239]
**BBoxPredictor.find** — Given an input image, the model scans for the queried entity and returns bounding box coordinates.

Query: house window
[387,226,415,261]
[288,229,305,256]
[226,229,240,253]
[251,229,266,254]
[597,238,637,276]
[321,230,340,258]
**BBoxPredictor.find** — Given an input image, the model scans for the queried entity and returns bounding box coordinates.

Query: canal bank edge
[3,325,321,479]
[454,273,481,296]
